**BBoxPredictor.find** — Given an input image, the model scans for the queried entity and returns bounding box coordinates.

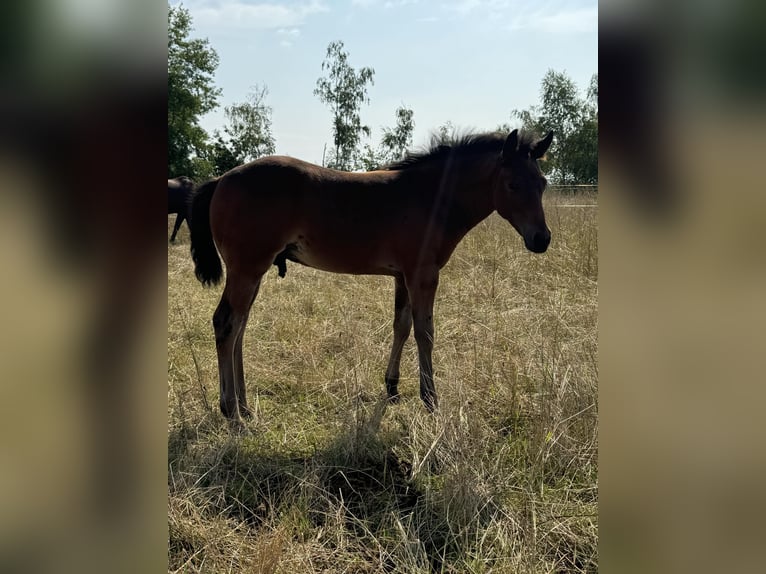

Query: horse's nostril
[530,230,550,252]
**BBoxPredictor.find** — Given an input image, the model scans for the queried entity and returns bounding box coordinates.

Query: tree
[587,72,598,104]
[314,41,375,171]
[207,132,240,176]
[202,86,276,177]
[168,4,222,178]
[435,120,457,144]
[565,73,598,184]
[511,70,598,184]
[539,71,582,141]
[359,105,415,171]
[380,105,414,161]
[222,84,276,164]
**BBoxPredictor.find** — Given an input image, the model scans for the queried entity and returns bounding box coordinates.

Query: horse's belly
[287,241,397,276]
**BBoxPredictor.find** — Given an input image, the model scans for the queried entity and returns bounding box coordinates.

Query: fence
[548,184,598,193]
[548,184,598,208]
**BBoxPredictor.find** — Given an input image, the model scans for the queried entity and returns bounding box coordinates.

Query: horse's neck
[396,155,497,230]
[445,156,497,231]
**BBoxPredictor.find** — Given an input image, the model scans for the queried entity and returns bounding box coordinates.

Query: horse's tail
[189,178,223,287]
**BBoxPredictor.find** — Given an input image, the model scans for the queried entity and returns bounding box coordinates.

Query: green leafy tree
[511,70,598,184]
[357,145,382,172]
[359,105,415,171]
[380,105,414,161]
[435,120,457,144]
[201,86,276,177]
[207,132,240,176]
[314,41,375,171]
[539,71,582,140]
[222,84,276,164]
[564,74,598,184]
[587,72,598,104]
[168,4,222,178]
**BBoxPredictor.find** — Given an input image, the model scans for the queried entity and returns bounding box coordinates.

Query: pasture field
[167,190,598,573]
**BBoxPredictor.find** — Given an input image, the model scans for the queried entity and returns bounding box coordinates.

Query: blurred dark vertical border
[600,1,766,573]
[0,1,166,573]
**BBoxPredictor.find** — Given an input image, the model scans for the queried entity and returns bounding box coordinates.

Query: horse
[168,176,194,242]
[189,129,553,424]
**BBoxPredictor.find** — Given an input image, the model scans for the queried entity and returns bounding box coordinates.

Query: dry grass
[167,190,598,573]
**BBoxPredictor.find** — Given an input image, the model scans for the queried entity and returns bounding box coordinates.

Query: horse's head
[494,130,553,253]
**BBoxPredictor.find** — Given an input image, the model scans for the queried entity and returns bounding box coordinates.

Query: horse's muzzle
[525,229,551,253]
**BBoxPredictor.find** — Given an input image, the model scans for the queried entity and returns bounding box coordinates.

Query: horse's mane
[382,130,538,172]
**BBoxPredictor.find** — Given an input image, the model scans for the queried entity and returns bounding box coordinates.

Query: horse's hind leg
[233,288,259,419]
[406,268,440,412]
[384,275,412,402]
[213,272,262,423]
[170,213,184,242]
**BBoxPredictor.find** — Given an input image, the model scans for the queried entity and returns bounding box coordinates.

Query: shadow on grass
[168,397,504,573]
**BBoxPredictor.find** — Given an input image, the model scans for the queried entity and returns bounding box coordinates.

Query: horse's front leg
[384,274,412,402]
[406,268,439,412]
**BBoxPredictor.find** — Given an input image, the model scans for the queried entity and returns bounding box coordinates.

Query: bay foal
[190,130,553,424]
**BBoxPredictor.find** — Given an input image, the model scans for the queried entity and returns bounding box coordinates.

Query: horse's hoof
[229,419,251,435]
[423,396,438,413]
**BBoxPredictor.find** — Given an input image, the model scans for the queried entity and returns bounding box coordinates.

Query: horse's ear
[502,129,519,162]
[531,131,554,159]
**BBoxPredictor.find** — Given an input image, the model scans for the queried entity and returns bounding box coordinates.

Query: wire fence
[548,184,598,207]
[548,184,598,193]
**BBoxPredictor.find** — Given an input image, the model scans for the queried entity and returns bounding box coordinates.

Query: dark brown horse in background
[190,129,553,425]
[168,176,194,242]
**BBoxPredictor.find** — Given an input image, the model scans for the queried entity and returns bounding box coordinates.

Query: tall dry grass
[167,190,597,573]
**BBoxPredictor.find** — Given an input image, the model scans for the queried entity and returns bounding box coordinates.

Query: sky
[171,0,597,165]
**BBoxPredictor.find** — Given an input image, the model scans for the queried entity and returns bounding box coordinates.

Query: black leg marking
[213,298,233,345]
[385,376,400,403]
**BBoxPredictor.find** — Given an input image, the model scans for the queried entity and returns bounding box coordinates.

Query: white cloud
[189,1,329,30]
[277,27,300,47]
[351,0,419,8]
[277,27,302,37]
[383,0,419,7]
[444,0,482,15]
[440,1,597,34]
[508,5,597,34]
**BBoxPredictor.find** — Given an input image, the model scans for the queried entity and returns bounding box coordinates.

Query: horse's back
[220,156,332,192]
[168,176,194,214]
[218,156,403,211]
[216,157,410,231]
[209,157,426,276]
